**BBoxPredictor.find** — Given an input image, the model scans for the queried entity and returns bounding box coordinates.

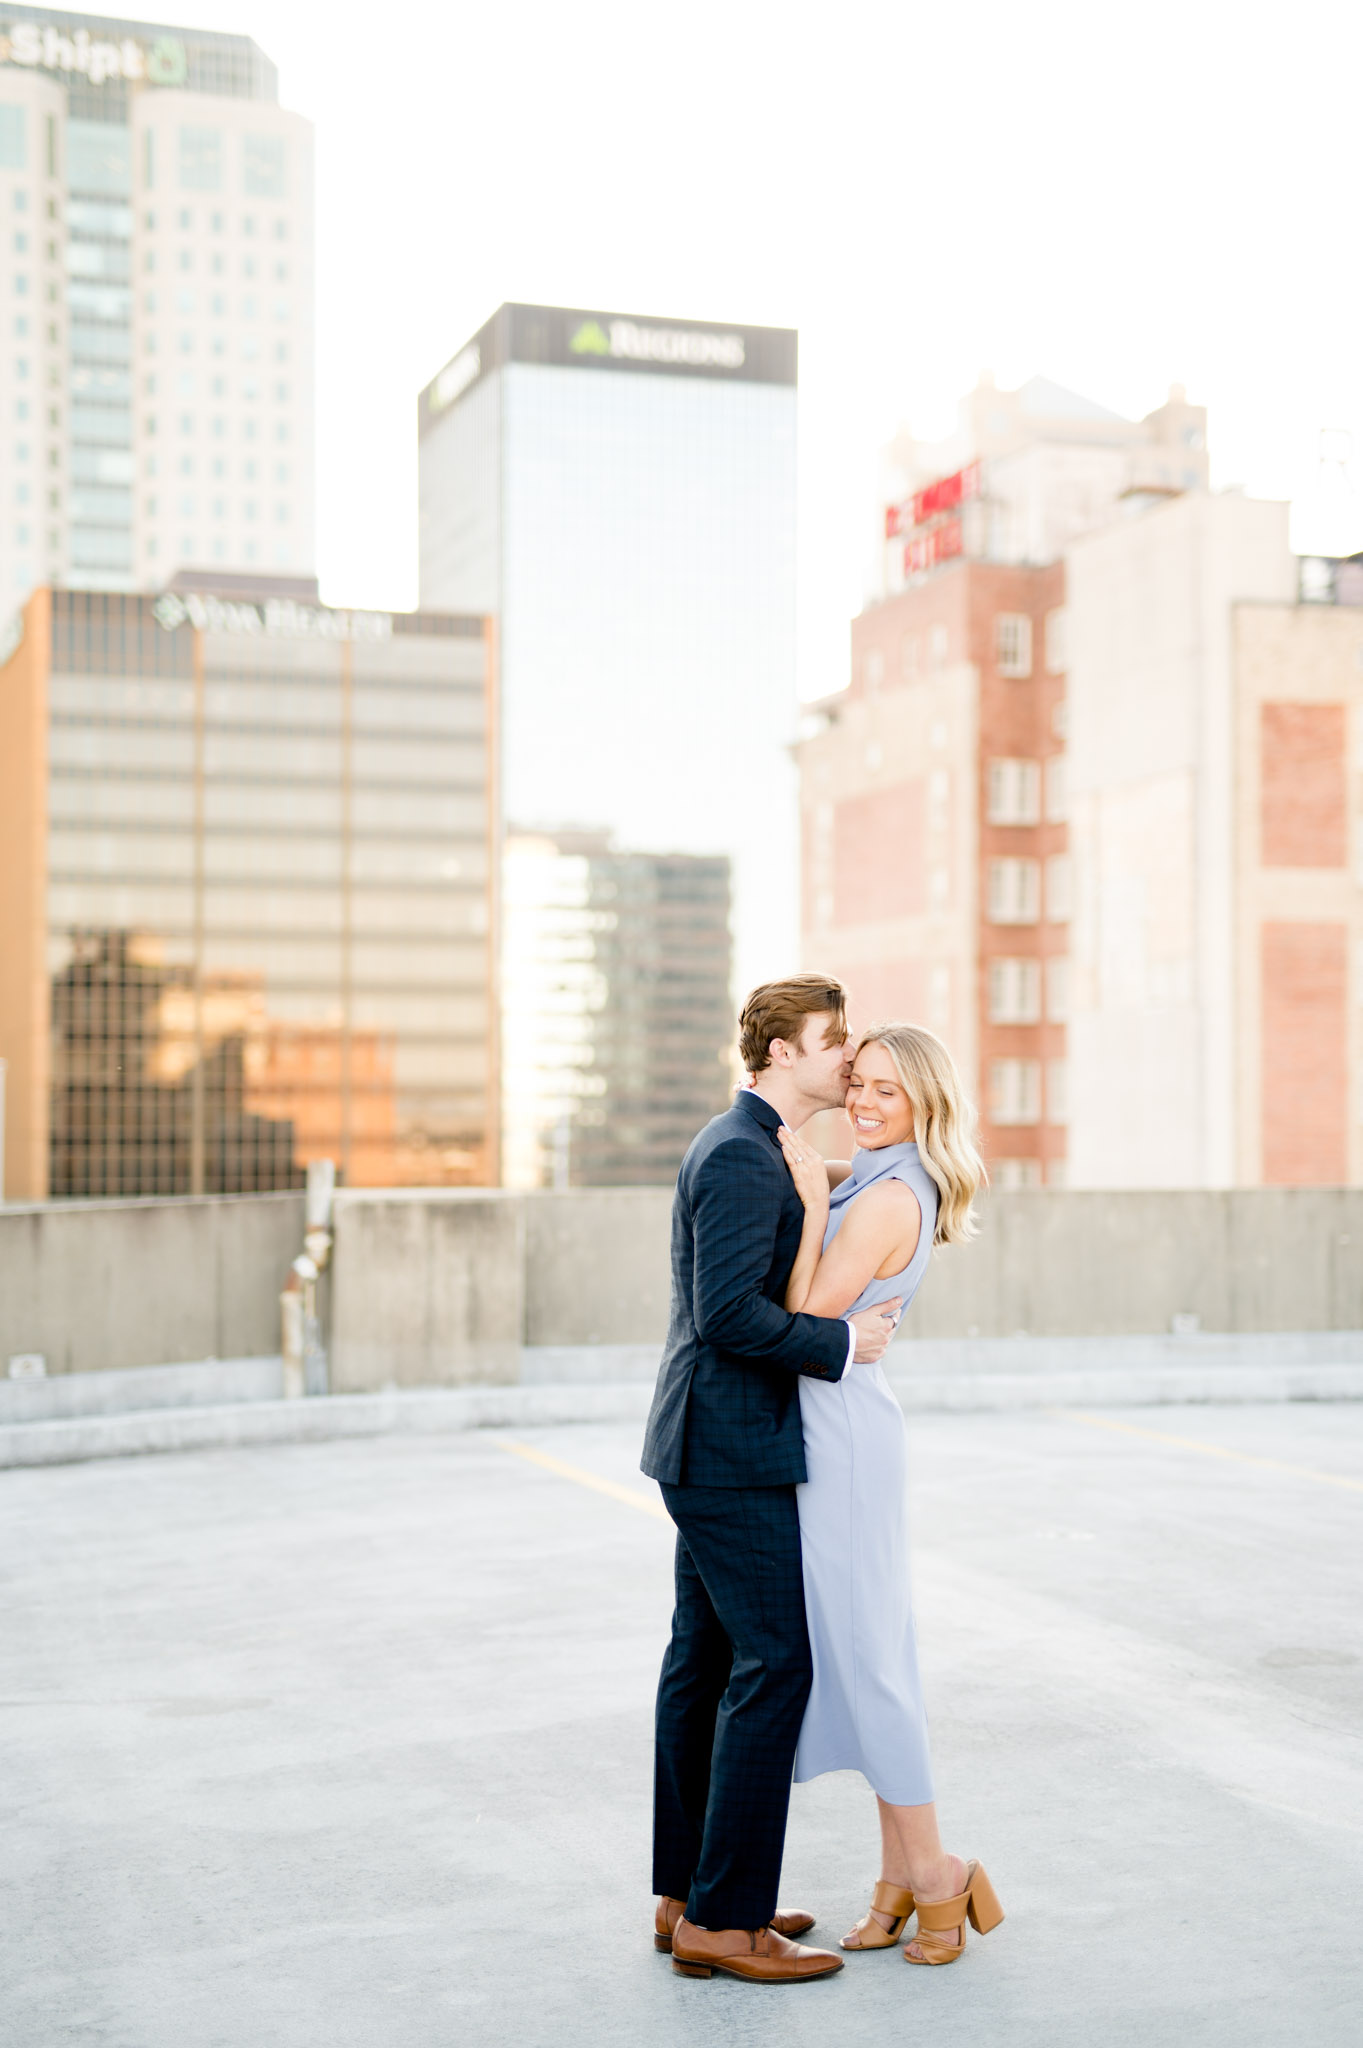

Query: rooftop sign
[1,19,186,85]
[420,302,796,431]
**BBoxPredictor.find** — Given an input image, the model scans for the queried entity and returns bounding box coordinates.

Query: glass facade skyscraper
[0,8,313,604]
[0,581,494,1200]
[417,302,800,1004]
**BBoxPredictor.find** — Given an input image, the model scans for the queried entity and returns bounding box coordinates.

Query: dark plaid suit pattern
[642,1090,851,1930]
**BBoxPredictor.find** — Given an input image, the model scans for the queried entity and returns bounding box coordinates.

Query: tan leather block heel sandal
[840,1882,916,1950]
[903,1861,1003,1966]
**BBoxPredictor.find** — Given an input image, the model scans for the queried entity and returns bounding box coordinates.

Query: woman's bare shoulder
[841,1177,921,1233]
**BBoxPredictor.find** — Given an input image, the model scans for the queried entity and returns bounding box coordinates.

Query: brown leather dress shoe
[670,1915,843,1982]
[654,1896,816,1953]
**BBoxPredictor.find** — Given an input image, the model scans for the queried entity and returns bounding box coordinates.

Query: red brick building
[798,556,1069,1186]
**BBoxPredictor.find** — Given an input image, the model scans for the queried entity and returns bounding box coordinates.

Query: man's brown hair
[738,973,849,1074]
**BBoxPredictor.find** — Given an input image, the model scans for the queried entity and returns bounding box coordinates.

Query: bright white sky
[169,0,1362,696]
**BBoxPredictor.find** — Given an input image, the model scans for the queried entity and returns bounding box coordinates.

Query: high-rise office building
[0,579,494,1201]
[417,302,799,1000]
[502,830,732,1188]
[0,7,313,603]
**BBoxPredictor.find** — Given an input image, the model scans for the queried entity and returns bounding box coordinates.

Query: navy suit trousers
[653,1481,812,1931]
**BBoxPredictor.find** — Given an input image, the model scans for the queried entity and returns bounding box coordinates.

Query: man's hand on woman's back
[848,1300,902,1364]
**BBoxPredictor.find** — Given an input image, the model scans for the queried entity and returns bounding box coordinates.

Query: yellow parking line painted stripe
[493,1439,671,1521]
[1066,1411,1363,1493]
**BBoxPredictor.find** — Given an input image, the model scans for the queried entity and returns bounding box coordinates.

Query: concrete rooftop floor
[2,1403,1361,2048]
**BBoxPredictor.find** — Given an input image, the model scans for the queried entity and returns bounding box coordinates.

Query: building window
[1045,855,1072,923]
[988,958,1041,1024]
[243,134,286,199]
[987,758,1041,825]
[988,858,1040,924]
[179,128,223,193]
[1045,956,1070,1022]
[1046,1059,1069,1126]
[1045,607,1068,674]
[929,623,949,669]
[1044,756,1067,823]
[0,105,26,169]
[996,613,1033,678]
[990,1060,1041,1125]
[992,1157,1042,1190]
[865,646,884,693]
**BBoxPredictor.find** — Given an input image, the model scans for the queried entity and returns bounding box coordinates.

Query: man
[641,974,901,1984]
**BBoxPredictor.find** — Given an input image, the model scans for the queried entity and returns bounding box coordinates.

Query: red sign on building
[904,517,964,575]
[885,459,983,540]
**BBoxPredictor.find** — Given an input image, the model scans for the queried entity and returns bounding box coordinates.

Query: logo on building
[570,316,745,371]
[153,593,393,642]
[1,22,186,87]
[568,320,611,357]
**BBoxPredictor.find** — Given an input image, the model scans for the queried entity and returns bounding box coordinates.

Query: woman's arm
[796,1185,921,1315]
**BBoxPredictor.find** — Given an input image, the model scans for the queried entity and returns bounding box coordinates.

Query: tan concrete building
[1236,601,1363,1183]
[0,580,495,1202]
[799,556,1068,1186]
[1067,491,1363,1187]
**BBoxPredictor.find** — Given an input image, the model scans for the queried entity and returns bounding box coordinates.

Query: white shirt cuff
[843,1319,858,1371]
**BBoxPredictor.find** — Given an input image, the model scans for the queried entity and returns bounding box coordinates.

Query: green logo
[568,319,611,357]
[147,37,187,86]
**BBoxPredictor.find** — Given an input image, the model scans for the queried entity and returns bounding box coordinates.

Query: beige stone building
[1066,490,1363,1186]
[0,582,495,1202]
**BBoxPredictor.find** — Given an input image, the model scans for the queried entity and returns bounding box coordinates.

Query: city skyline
[82,0,1361,705]
[6,3,1357,693]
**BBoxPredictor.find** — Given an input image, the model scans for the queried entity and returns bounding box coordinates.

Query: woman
[776,1023,1003,1967]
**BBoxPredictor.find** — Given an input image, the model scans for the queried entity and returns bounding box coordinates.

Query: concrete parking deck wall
[528,1186,1363,1345]
[0,1192,303,1377]
[4,1184,1362,1389]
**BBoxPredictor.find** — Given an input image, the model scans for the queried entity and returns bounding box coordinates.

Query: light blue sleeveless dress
[793,1140,938,1805]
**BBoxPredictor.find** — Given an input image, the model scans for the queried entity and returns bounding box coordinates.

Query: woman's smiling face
[844,1040,916,1149]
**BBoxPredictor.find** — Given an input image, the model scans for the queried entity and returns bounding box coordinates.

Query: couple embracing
[641,973,1002,1984]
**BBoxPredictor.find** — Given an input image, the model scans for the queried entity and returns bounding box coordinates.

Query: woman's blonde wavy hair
[854,1023,984,1246]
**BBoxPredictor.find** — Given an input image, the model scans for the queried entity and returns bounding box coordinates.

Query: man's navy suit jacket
[640,1089,850,1489]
